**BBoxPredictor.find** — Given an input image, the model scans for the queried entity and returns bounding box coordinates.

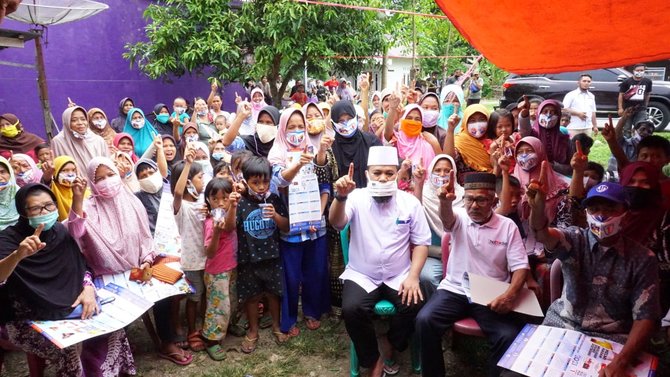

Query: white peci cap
[367,146,399,166]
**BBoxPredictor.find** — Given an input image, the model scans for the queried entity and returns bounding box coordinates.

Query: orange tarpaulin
[435,0,670,73]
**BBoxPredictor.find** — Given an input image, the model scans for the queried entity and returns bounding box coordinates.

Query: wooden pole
[34,31,54,141]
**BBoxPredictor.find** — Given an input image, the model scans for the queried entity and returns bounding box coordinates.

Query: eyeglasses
[463,196,492,207]
[25,202,57,216]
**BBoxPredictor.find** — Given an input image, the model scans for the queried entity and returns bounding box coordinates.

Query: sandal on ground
[383,359,400,375]
[259,315,273,329]
[158,349,193,366]
[241,336,258,354]
[205,343,227,361]
[273,326,300,344]
[187,331,206,352]
[305,317,321,330]
[173,334,189,349]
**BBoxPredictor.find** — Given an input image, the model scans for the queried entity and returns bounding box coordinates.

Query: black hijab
[0,184,87,323]
[330,101,382,187]
[161,135,182,183]
[241,105,280,158]
[111,96,134,133]
[151,103,173,136]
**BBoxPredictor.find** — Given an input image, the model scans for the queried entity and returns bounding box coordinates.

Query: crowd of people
[0,65,669,377]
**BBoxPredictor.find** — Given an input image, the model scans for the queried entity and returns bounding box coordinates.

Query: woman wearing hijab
[419,93,448,147]
[112,150,140,193]
[269,108,331,337]
[370,91,382,113]
[222,103,280,158]
[50,156,89,221]
[438,85,465,132]
[414,154,464,287]
[110,97,134,133]
[0,157,19,230]
[0,113,44,161]
[519,98,570,166]
[87,108,116,153]
[123,107,158,157]
[151,103,174,136]
[193,141,214,181]
[384,102,439,186]
[0,183,135,376]
[51,106,109,175]
[330,100,382,187]
[113,133,140,163]
[161,135,181,186]
[10,153,43,188]
[444,104,493,184]
[175,122,200,155]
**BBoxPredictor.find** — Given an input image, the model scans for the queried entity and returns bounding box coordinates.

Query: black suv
[499,68,670,131]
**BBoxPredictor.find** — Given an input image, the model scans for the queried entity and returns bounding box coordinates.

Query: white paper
[467,273,544,317]
[286,152,322,233]
[94,270,192,303]
[153,192,182,257]
[30,283,153,349]
[498,324,658,377]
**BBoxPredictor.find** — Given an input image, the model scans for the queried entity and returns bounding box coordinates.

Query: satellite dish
[7,0,108,26]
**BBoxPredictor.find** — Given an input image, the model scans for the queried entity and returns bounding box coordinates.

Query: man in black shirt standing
[618,63,653,137]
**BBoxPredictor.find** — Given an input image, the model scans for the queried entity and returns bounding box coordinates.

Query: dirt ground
[2,315,490,377]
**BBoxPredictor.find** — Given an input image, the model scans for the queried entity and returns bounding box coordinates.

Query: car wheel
[647,101,670,131]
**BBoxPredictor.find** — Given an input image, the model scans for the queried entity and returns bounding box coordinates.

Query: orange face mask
[400,119,423,138]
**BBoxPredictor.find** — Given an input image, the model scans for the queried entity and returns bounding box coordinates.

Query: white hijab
[422,154,464,237]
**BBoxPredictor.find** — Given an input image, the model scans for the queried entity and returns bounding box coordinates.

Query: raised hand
[16,224,46,260]
[388,93,401,111]
[526,161,549,207]
[334,162,356,197]
[319,134,334,153]
[571,139,588,173]
[412,158,425,182]
[447,114,461,131]
[237,101,252,119]
[498,154,511,172]
[437,170,457,202]
[67,97,77,108]
[359,73,370,92]
[299,145,314,166]
[234,92,242,104]
[211,79,219,92]
[228,192,241,207]
[601,114,616,143]
[184,145,196,163]
[72,176,88,199]
[518,95,530,116]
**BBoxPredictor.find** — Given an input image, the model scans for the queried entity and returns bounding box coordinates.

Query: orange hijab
[454,104,492,172]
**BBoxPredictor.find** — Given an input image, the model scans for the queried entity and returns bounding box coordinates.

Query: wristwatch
[334,192,348,201]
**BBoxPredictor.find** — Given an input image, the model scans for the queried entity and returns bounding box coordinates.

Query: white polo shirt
[563,88,597,130]
[438,208,529,295]
[339,188,432,293]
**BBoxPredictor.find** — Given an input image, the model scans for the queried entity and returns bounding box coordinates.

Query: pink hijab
[51,106,109,175]
[395,104,435,179]
[77,157,154,276]
[268,107,315,167]
[11,153,43,186]
[514,136,568,222]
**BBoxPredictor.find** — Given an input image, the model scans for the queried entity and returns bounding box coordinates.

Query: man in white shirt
[330,146,431,377]
[416,172,529,377]
[563,73,598,137]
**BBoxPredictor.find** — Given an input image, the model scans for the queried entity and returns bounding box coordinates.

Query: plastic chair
[340,224,421,377]
[441,233,486,338]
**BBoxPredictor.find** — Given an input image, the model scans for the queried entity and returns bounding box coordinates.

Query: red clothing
[324,79,339,89]
[204,217,237,274]
[291,92,308,106]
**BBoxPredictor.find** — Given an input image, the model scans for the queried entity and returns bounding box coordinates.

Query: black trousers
[467,98,481,106]
[416,290,524,377]
[342,280,424,368]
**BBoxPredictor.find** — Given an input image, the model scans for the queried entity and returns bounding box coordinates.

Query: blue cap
[582,182,627,207]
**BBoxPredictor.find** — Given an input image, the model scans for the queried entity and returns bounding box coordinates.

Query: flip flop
[158,349,193,366]
[187,331,206,352]
[305,317,321,330]
[273,326,300,344]
[205,343,227,361]
[383,359,400,375]
[241,335,258,354]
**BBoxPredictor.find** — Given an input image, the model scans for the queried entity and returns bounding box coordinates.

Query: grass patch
[199,349,306,377]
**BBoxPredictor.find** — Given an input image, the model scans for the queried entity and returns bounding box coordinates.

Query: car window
[585,69,616,81]
[547,72,580,81]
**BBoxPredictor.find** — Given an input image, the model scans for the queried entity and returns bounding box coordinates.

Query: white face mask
[365,171,397,203]
[131,119,145,129]
[467,121,487,139]
[58,172,77,186]
[256,124,277,143]
[71,129,88,140]
[586,212,625,239]
[92,119,107,130]
[175,106,187,115]
[422,110,439,128]
[538,113,558,129]
[633,71,644,79]
[138,171,164,194]
[516,152,539,171]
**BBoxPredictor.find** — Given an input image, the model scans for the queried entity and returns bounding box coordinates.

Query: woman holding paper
[0,183,135,376]
[268,107,331,336]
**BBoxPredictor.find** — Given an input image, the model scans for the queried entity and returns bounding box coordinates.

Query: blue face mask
[286,130,305,147]
[441,104,455,119]
[156,114,170,124]
[28,210,59,231]
[212,152,225,161]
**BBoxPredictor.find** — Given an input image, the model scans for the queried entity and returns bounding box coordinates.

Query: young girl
[50,156,88,221]
[171,144,208,352]
[201,178,240,360]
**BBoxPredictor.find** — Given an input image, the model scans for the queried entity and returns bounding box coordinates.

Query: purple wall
[0,0,244,138]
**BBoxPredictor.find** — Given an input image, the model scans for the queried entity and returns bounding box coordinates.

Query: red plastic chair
[441,233,485,338]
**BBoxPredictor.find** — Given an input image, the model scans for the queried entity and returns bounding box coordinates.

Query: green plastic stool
[341,225,422,377]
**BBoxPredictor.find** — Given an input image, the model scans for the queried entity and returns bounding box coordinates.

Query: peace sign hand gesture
[526,161,549,208]
[437,170,457,202]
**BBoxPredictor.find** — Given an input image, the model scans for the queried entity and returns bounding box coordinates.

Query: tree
[124,0,386,107]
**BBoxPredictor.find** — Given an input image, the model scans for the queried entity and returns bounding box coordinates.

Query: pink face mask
[96,174,123,198]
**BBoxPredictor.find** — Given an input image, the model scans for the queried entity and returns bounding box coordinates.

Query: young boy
[171,144,208,352]
[230,156,289,353]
